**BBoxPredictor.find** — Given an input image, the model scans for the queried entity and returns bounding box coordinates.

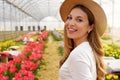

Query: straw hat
[60,0,107,36]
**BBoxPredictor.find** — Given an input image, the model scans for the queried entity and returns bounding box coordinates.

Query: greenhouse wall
[0,22,39,31]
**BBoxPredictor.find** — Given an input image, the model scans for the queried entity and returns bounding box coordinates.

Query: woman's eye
[77,19,83,22]
[66,16,72,20]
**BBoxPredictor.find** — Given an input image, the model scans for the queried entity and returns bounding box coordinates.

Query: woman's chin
[67,35,75,39]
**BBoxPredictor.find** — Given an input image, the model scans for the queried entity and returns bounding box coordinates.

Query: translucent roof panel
[0,0,119,28]
[6,0,64,21]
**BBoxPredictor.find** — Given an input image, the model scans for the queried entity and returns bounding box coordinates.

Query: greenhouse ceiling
[0,0,120,24]
[0,0,64,22]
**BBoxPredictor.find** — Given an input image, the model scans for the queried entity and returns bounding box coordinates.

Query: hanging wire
[10,2,13,39]
[24,14,27,31]
[112,0,114,28]
[17,8,20,36]
[14,7,17,31]
[21,13,24,32]
[22,14,24,31]
[19,11,24,33]
[18,10,21,35]
[48,0,50,16]
[2,0,6,41]
[15,7,19,37]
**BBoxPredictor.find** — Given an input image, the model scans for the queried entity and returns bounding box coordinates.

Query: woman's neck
[73,38,88,47]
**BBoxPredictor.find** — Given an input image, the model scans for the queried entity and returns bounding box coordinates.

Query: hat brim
[60,0,107,36]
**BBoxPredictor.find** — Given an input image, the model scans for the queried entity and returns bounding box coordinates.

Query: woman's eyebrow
[76,16,84,19]
[67,14,71,16]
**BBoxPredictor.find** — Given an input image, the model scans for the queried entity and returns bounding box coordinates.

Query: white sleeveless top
[59,42,97,80]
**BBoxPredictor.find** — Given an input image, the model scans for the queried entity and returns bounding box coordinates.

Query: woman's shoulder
[73,41,91,54]
[69,41,93,62]
[68,41,95,68]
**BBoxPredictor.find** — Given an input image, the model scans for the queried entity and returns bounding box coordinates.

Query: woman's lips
[68,28,77,33]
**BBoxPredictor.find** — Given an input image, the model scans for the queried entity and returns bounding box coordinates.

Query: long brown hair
[60,5,105,80]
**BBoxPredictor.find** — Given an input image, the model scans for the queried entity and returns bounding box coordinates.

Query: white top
[59,42,97,80]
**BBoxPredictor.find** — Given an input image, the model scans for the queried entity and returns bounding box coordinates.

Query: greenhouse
[0,0,120,80]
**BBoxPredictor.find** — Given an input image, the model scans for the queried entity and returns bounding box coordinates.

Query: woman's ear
[88,24,94,33]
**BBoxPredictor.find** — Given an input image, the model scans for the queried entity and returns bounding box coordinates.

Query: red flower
[0,52,10,56]
[0,63,8,74]
[0,31,48,80]
[9,65,17,73]
[13,56,21,63]
[29,53,42,61]
[0,75,9,80]
[13,69,35,80]
[21,61,38,71]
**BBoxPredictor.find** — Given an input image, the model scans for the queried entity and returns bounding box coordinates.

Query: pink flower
[0,63,8,74]
[18,53,27,60]
[0,75,9,80]
[9,65,17,73]
[21,61,38,71]
[13,56,21,63]
[29,53,42,61]
[0,31,48,80]
[0,52,10,56]
[13,70,35,80]
[38,31,49,39]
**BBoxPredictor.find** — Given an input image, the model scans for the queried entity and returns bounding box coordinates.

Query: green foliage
[0,40,16,51]
[101,35,111,40]
[40,58,46,66]
[33,64,40,75]
[58,46,64,56]
[3,69,15,80]
[51,31,63,41]
[15,63,21,70]
[103,43,120,59]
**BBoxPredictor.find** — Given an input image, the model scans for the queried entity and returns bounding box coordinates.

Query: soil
[37,35,62,80]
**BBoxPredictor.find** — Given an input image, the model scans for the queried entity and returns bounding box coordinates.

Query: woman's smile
[67,28,77,34]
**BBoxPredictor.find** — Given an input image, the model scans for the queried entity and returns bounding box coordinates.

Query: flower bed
[0,31,49,80]
[51,30,63,41]
[58,41,64,56]
[105,73,119,80]
[0,41,44,80]
[103,43,120,59]
[0,40,16,51]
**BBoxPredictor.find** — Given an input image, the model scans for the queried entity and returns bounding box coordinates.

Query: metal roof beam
[5,0,39,21]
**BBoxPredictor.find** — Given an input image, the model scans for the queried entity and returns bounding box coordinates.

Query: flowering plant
[105,73,119,80]
[0,31,49,80]
[0,40,16,51]
[51,30,63,41]
[103,43,120,59]
[38,31,49,40]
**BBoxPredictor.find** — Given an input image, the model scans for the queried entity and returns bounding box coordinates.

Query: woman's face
[65,8,93,43]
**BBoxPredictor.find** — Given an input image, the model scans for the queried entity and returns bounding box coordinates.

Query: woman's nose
[69,19,75,26]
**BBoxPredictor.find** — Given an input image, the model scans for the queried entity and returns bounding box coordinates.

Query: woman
[59,0,107,80]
